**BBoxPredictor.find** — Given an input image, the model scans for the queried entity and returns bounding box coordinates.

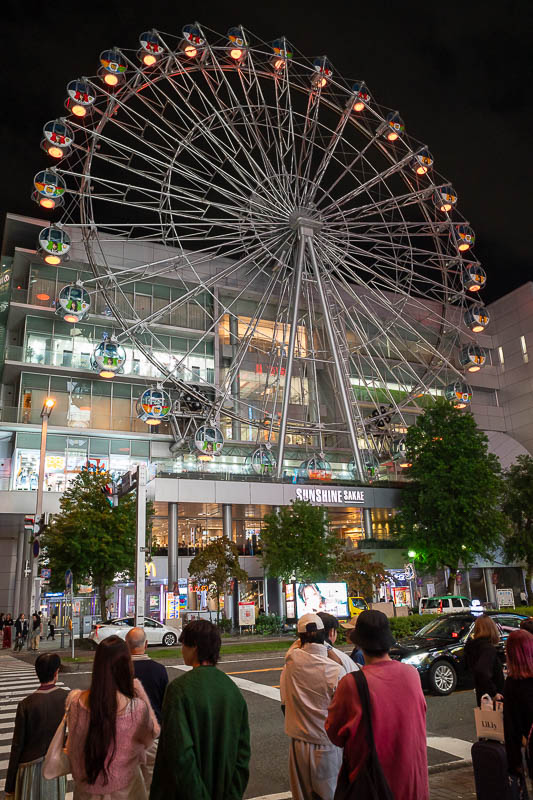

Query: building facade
[0,213,530,619]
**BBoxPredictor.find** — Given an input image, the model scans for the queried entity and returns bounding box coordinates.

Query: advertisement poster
[238,601,256,626]
[166,593,179,619]
[295,582,349,619]
[285,583,296,620]
[126,595,135,615]
[178,578,188,610]
[149,595,160,611]
[392,587,411,607]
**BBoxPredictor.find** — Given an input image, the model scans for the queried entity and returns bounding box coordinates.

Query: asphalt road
[61,650,479,799]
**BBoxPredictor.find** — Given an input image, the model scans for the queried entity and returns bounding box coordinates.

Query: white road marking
[172,664,283,703]
[426,736,473,761]
[248,794,292,800]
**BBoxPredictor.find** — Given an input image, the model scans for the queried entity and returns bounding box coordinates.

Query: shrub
[388,613,438,640]
[255,613,284,636]
[217,618,232,634]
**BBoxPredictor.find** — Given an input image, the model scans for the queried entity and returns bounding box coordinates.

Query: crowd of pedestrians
[2,611,533,799]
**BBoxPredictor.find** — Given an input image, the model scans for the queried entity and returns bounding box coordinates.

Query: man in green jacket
[150,619,250,800]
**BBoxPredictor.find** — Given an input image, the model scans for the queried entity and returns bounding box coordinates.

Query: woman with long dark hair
[503,629,533,781]
[3,613,13,649]
[66,635,159,798]
[464,614,504,706]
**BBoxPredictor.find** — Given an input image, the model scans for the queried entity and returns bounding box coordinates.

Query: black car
[390,611,527,696]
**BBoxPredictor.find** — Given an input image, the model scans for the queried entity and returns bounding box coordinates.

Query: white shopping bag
[474,694,504,742]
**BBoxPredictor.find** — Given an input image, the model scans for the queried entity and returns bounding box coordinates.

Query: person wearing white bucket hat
[280,613,343,800]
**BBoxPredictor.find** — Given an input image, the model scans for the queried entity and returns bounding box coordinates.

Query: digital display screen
[295,582,349,619]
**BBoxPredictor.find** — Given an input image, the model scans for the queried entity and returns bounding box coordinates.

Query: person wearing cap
[280,613,343,800]
[317,612,359,674]
[326,610,429,800]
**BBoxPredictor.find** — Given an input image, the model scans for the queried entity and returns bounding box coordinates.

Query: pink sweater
[326,660,429,800]
[66,679,159,795]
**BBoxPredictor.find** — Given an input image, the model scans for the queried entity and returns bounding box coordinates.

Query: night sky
[3,1,532,302]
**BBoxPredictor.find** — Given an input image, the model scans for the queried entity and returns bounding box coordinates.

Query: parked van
[425,595,472,614]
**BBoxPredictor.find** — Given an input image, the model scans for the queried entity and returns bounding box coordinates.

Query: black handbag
[334,670,394,800]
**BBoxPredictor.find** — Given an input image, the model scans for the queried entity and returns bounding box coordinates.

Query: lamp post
[27,397,55,616]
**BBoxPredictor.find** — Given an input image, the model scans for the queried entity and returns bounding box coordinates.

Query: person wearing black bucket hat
[326,610,429,800]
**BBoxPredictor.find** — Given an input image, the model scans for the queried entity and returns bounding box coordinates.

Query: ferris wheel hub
[288,209,323,234]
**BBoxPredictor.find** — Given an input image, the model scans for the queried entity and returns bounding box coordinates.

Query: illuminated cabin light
[416,164,428,175]
[458,241,471,252]
[353,100,365,112]
[39,198,56,209]
[468,282,481,292]
[143,53,157,66]
[36,293,50,301]
[468,364,481,372]
[71,104,87,117]
[146,418,162,426]
[99,369,115,379]
[104,73,119,86]
[47,146,64,159]
[229,47,243,60]
[387,130,399,141]
[441,201,452,212]
[184,44,197,57]
[471,323,484,333]
[273,57,285,70]
[63,314,78,323]
[44,254,61,265]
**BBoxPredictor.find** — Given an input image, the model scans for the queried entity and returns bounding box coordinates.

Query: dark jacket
[503,676,533,776]
[15,618,28,638]
[5,686,69,793]
[464,637,505,706]
[132,655,169,723]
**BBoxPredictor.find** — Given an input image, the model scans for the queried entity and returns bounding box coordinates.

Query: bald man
[126,627,169,723]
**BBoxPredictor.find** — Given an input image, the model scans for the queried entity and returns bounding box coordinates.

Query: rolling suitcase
[471,740,529,800]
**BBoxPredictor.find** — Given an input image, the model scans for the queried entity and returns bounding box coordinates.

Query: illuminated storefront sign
[294,486,365,506]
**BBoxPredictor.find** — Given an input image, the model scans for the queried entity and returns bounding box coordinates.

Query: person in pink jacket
[66,635,159,799]
[326,610,429,800]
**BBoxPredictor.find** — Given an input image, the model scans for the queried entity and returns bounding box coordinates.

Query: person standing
[14,614,28,652]
[150,620,250,800]
[464,614,505,706]
[126,627,168,790]
[29,613,41,652]
[280,613,343,800]
[66,635,159,798]
[503,630,533,779]
[5,653,69,798]
[317,612,359,674]
[3,613,13,649]
[326,610,429,800]
[47,613,56,641]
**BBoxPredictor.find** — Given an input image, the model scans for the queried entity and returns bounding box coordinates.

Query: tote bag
[42,713,70,779]
[334,670,394,800]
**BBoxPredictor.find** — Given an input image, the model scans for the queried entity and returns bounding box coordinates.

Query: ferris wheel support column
[275,233,306,480]
[306,236,373,538]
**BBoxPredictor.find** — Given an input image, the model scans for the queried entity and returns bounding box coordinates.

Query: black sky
[2,0,532,302]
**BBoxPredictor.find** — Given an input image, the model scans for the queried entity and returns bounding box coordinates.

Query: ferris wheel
[32,22,489,480]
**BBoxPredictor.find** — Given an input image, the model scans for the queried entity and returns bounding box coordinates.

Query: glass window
[111,439,130,455]
[131,440,150,457]
[452,598,463,608]
[89,438,109,456]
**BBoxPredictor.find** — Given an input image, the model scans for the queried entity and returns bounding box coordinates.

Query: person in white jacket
[280,613,343,800]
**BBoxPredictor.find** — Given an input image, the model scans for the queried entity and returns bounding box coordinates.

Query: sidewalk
[429,765,476,798]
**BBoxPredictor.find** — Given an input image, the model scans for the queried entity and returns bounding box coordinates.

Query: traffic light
[24,515,35,541]
[101,482,118,507]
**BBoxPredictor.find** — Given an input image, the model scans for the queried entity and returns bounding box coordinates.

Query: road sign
[32,540,40,557]
[41,568,51,580]
[65,568,73,590]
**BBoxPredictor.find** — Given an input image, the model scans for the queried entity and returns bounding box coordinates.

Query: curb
[428,758,471,775]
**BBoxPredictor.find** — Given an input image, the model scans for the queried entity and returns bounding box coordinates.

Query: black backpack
[334,669,394,800]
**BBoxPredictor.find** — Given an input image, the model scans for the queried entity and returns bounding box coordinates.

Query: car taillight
[95,625,100,639]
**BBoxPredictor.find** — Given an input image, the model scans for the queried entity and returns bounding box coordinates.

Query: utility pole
[135,464,147,628]
[28,397,55,615]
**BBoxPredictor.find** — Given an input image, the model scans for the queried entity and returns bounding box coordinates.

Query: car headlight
[403,652,429,666]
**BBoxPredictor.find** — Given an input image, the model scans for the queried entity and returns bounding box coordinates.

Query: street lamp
[408,550,417,559]
[27,398,55,615]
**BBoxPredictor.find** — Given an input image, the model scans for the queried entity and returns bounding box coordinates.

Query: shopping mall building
[0,213,531,622]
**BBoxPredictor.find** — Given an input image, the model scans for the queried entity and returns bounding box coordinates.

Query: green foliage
[217,618,233,634]
[188,538,248,621]
[514,607,533,617]
[501,455,533,599]
[388,613,438,639]
[260,500,341,581]
[255,613,284,636]
[331,551,388,599]
[40,469,152,606]
[393,399,506,589]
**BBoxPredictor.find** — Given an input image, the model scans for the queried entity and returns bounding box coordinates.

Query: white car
[89,617,179,647]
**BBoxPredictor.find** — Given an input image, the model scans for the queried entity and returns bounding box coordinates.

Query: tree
[260,500,341,582]
[393,399,507,593]
[501,454,533,600]
[331,551,388,600]
[188,538,248,621]
[40,468,152,610]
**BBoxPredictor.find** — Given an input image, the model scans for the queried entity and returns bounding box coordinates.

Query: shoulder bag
[42,689,80,780]
[334,670,394,800]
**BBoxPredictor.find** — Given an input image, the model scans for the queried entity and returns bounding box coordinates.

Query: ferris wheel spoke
[343,186,436,220]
